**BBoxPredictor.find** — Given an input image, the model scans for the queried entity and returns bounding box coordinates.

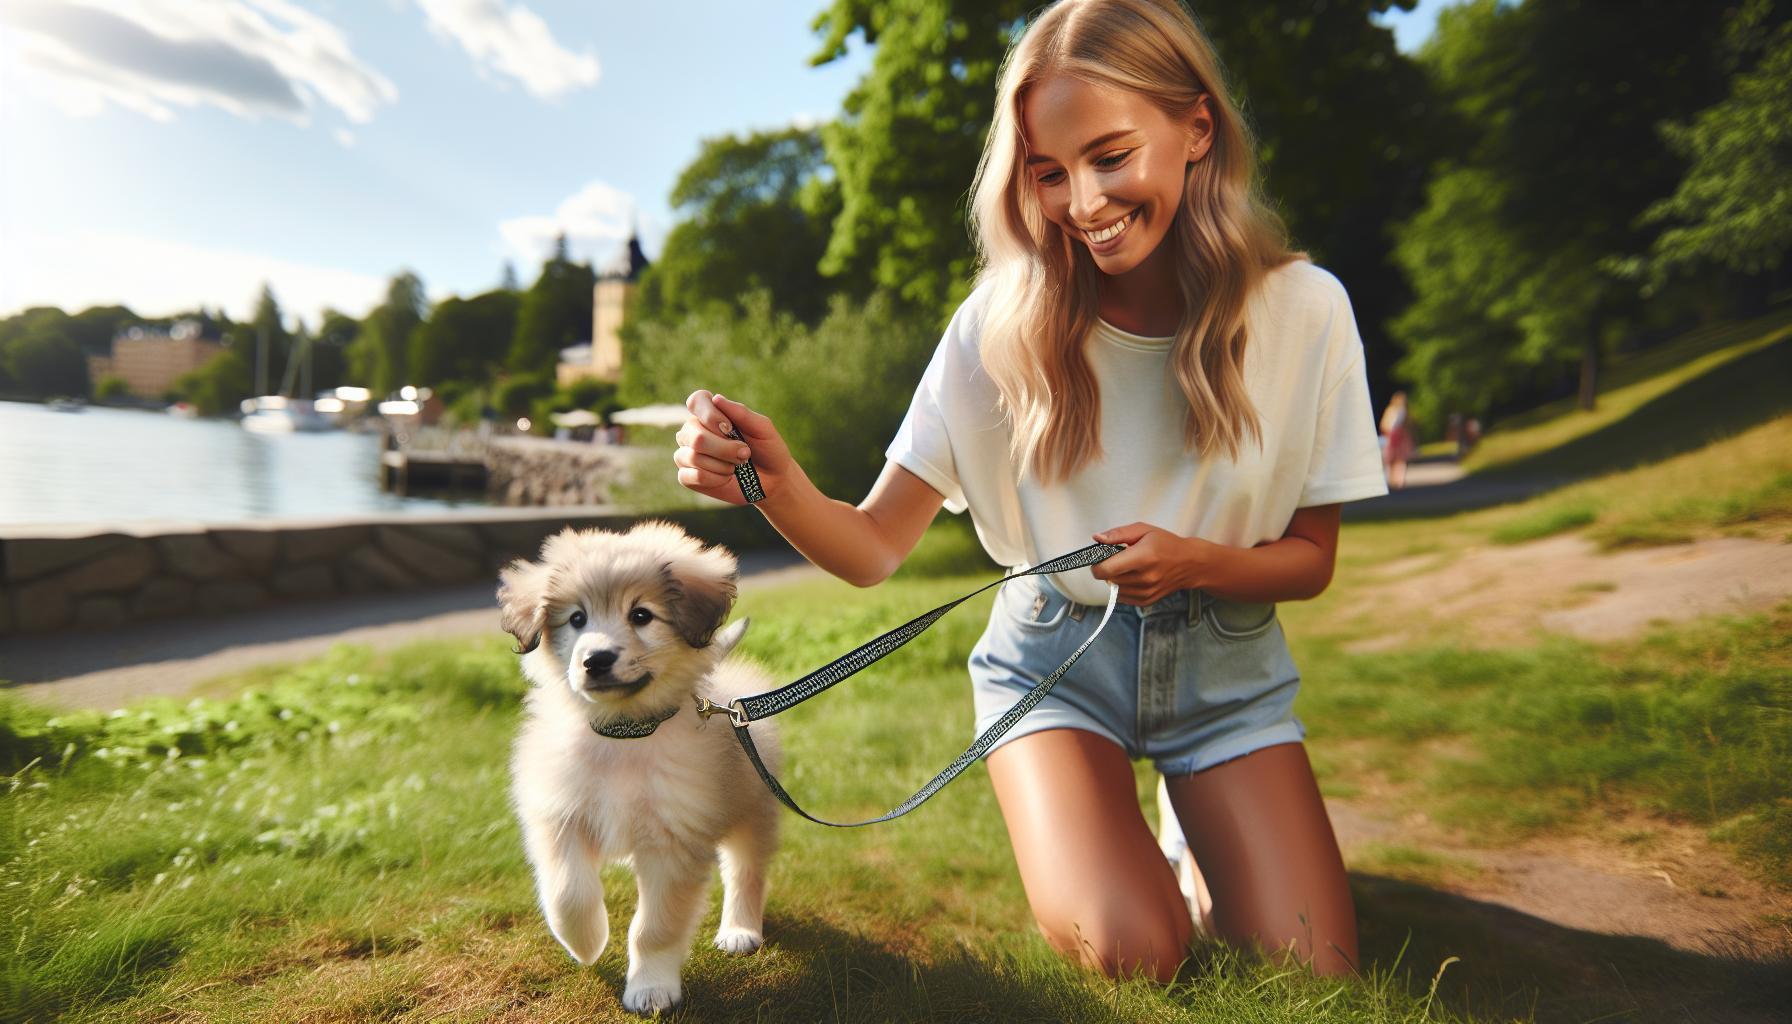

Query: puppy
[498,520,782,1015]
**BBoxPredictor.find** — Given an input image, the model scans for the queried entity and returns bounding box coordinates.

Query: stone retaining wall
[0,506,787,637]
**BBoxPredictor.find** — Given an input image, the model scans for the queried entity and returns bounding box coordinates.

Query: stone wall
[0,506,787,637]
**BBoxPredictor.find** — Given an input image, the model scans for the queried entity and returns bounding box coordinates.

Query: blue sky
[0,0,1454,327]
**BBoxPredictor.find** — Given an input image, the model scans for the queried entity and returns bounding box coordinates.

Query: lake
[0,400,486,528]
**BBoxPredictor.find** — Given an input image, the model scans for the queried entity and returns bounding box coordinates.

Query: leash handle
[717,542,1126,828]
[725,427,765,504]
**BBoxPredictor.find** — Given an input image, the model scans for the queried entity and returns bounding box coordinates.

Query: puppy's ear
[497,557,550,654]
[711,617,749,659]
[660,544,738,648]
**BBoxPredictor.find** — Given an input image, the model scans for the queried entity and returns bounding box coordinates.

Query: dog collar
[589,704,680,739]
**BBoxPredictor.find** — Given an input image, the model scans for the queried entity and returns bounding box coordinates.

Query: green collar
[589,704,680,739]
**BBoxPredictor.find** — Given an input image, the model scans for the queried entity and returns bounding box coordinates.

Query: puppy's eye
[569,610,587,629]
[628,607,653,626]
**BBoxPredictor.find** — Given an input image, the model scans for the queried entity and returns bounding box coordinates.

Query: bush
[622,290,936,501]
[93,375,130,402]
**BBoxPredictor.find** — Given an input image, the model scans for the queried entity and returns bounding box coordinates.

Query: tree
[635,126,845,326]
[173,348,253,416]
[348,271,427,394]
[1635,0,1792,292]
[5,323,88,397]
[509,235,595,375]
[249,283,294,396]
[410,289,521,386]
[312,309,360,393]
[810,0,1036,319]
[1389,0,1730,421]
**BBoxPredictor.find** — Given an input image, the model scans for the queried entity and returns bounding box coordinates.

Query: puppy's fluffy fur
[499,520,781,1015]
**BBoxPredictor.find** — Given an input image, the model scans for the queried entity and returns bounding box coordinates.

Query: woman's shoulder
[1252,258,1353,342]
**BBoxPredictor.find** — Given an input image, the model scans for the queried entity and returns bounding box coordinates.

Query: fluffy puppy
[498,520,782,1015]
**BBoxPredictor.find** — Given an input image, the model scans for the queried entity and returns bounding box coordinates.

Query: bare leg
[622,850,710,1014]
[714,811,776,954]
[522,812,609,965]
[986,728,1193,981]
[1164,742,1358,975]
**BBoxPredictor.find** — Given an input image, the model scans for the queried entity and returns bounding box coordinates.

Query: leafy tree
[312,309,359,393]
[636,126,845,326]
[172,348,252,417]
[1390,0,1730,422]
[410,289,521,387]
[5,323,89,397]
[1634,0,1792,292]
[809,0,1035,318]
[348,271,428,394]
[94,375,130,401]
[248,283,294,396]
[509,235,596,375]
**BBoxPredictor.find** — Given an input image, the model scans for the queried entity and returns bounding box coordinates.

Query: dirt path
[1343,533,1792,651]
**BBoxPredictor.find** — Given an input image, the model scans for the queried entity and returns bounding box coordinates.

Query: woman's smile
[1082,208,1137,253]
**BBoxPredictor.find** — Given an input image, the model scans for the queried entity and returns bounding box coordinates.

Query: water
[0,400,487,527]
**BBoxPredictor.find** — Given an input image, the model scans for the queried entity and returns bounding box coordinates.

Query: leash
[696,543,1122,827]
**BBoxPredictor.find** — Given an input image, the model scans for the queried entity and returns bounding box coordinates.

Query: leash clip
[694,697,750,728]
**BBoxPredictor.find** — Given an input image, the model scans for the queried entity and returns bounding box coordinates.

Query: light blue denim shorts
[969,571,1306,777]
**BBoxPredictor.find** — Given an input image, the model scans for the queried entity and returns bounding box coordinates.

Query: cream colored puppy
[498,520,781,1015]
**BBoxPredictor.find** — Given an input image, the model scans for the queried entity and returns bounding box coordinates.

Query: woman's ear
[497,558,550,654]
[1185,94,1215,163]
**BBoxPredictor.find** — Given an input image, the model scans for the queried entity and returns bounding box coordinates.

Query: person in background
[1380,390,1415,489]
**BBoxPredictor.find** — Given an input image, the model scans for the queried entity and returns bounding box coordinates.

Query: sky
[0,0,1456,328]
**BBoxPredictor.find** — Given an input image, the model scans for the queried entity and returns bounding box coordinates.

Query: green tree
[1635,0,1792,292]
[509,236,595,375]
[1390,0,1730,422]
[312,309,359,392]
[172,348,253,417]
[348,271,427,394]
[635,126,845,326]
[248,283,294,396]
[5,323,89,397]
[810,0,1035,318]
[410,289,521,387]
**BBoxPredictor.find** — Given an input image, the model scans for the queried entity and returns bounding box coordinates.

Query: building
[87,320,226,398]
[557,230,650,387]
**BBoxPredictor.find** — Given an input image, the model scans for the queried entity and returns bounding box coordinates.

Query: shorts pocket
[1205,596,1277,641]
[1001,575,1073,632]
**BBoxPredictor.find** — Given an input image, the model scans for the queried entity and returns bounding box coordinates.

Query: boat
[239,395,334,433]
[46,397,87,412]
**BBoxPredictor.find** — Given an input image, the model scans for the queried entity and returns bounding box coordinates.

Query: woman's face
[1020,73,1212,277]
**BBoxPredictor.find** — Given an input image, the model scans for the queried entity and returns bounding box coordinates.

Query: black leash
[700,431,1124,827]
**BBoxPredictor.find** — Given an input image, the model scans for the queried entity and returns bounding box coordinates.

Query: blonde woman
[1380,390,1415,488]
[675,0,1386,981]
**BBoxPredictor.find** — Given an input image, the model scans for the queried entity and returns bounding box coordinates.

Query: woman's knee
[1034,897,1191,982]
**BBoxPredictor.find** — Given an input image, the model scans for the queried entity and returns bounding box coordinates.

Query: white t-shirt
[884,259,1389,605]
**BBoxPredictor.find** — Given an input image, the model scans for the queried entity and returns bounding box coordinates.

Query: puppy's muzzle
[581,648,652,693]
[584,649,620,674]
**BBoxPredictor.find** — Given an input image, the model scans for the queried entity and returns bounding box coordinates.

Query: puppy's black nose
[583,649,620,674]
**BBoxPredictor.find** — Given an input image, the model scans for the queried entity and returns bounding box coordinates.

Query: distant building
[557,229,649,388]
[87,320,226,398]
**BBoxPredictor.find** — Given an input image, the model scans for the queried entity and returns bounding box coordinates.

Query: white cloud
[0,0,397,125]
[414,0,598,99]
[0,230,392,327]
[335,127,355,147]
[500,179,645,275]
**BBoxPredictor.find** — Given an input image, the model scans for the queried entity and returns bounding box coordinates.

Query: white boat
[240,395,334,433]
[46,397,87,412]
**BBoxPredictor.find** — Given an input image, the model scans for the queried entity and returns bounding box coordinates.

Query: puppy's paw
[621,980,683,1015]
[713,927,763,955]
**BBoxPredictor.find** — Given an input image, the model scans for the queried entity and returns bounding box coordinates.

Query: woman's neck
[1095,239,1184,337]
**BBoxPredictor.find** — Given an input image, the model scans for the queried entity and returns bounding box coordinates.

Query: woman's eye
[629,607,653,626]
[569,610,587,629]
[1097,151,1131,168]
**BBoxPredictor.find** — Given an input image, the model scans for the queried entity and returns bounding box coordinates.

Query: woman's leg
[1163,741,1358,975]
[986,728,1193,981]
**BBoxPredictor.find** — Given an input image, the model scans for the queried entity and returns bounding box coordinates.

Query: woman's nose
[1068,174,1108,227]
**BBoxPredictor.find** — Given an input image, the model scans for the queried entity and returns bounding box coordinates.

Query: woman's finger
[675,444,737,477]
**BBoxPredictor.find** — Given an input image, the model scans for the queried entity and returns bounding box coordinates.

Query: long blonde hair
[969,0,1303,484]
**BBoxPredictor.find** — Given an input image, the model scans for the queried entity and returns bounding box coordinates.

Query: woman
[673,0,1386,980]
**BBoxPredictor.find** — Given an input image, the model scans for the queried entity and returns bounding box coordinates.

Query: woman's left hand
[1090,522,1213,606]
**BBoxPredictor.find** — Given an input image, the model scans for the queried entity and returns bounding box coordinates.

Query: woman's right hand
[675,390,797,507]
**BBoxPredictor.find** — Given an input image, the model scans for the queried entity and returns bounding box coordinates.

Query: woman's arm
[1092,504,1340,605]
[677,392,944,588]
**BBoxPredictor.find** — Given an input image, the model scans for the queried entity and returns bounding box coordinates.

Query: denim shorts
[969,571,1306,777]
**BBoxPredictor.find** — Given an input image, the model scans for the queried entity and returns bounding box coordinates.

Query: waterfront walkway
[2,548,824,710]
